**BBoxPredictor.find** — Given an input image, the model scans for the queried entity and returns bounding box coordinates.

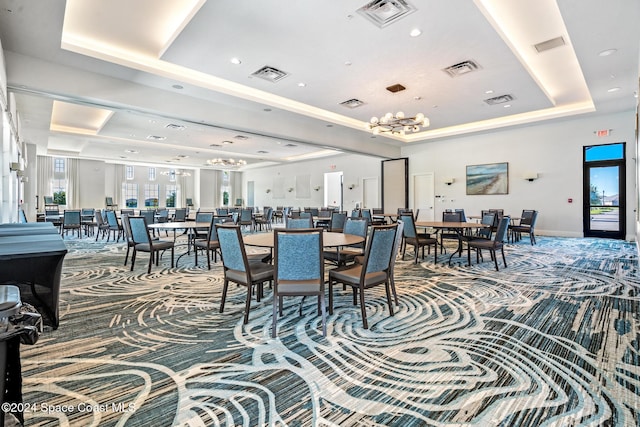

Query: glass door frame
[582,146,626,239]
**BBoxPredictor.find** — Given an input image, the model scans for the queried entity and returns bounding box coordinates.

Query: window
[222,171,230,206]
[148,167,156,181]
[52,158,66,205]
[126,165,134,180]
[166,185,177,208]
[123,182,138,208]
[144,184,159,207]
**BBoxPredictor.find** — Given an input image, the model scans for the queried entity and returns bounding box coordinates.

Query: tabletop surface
[148,221,211,229]
[415,221,490,228]
[243,231,364,248]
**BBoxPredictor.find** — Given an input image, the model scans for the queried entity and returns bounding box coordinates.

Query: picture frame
[466,162,509,195]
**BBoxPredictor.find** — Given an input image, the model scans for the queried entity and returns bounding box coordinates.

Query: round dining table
[243,231,364,248]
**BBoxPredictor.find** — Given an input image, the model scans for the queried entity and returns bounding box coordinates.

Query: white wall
[242,154,384,212]
[402,110,637,239]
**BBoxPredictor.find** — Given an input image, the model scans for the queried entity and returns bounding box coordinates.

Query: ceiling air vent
[340,99,365,108]
[251,66,289,83]
[165,123,185,130]
[442,60,480,77]
[357,0,417,28]
[484,94,514,105]
[534,36,565,53]
[386,83,406,93]
[284,144,297,147]
[146,135,166,141]
[234,135,249,140]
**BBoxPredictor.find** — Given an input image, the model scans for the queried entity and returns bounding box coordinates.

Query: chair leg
[501,247,507,268]
[148,253,153,274]
[130,249,137,271]
[320,293,327,337]
[170,247,175,268]
[390,276,399,306]
[358,285,368,329]
[220,279,229,313]
[328,280,334,315]
[124,245,130,266]
[385,280,394,317]
[243,283,252,324]
[271,290,278,338]
[492,249,499,271]
[206,248,211,270]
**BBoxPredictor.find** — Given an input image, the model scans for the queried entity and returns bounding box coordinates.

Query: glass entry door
[583,143,625,239]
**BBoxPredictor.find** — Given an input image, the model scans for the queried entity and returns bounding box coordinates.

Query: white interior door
[413,173,435,221]
[362,177,379,209]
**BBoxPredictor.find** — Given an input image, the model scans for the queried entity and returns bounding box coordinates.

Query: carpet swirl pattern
[18,234,640,426]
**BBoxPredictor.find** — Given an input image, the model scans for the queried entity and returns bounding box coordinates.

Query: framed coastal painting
[466,162,509,195]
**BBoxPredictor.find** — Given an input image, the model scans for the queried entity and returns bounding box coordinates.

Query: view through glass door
[583,143,625,239]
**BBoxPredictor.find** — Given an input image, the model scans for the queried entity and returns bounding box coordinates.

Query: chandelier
[207,158,247,168]
[368,112,429,135]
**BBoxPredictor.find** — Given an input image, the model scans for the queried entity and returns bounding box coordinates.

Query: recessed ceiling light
[257,150,268,154]
[410,28,422,37]
[264,108,272,112]
[607,87,621,93]
[485,90,494,94]
[599,48,618,57]
[222,140,233,145]
[165,123,186,130]
[124,149,138,154]
[414,96,422,101]
[298,82,306,87]
[344,61,352,66]
[172,84,183,90]
[326,124,333,127]
[234,135,249,140]
[146,135,166,141]
[503,104,512,108]
[230,57,241,65]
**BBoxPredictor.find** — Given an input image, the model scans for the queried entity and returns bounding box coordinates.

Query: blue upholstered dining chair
[286,217,313,229]
[323,218,368,266]
[61,210,82,238]
[466,216,510,271]
[128,216,175,274]
[194,217,220,269]
[328,211,347,232]
[239,208,255,232]
[105,210,123,242]
[328,224,398,329]
[400,214,438,264]
[272,228,325,337]
[217,224,273,324]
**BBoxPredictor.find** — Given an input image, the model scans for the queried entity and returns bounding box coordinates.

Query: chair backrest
[217,224,249,273]
[286,217,313,229]
[264,207,274,221]
[372,208,383,215]
[121,214,133,243]
[361,209,372,225]
[217,208,229,216]
[275,228,323,282]
[44,196,54,204]
[19,209,27,223]
[318,209,332,219]
[174,208,187,221]
[361,224,398,275]
[207,217,219,241]
[64,210,81,225]
[105,197,113,205]
[140,210,155,224]
[240,208,253,222]
[186,198,193,206]
[121,209,135,215]
[343,218,368,238]
[494,216,511,242]
[519,210,536,226]
[454,209,467,222]
[128,216,151,245]
[81,208,95,216]
[389,219,404,274]
[350,209,360,218]
[442,211,462,222]
[400,214,418,239]
[329,211,347,231]
[299,211,312,219]
[478,212,496,238]
[105,210,119,228]
[156,209,169,222]
[95,210,105,226]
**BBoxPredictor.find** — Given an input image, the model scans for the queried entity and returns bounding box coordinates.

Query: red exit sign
[596,129,610,137]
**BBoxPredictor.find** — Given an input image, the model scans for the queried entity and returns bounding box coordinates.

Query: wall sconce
[523,172,539,182]
[348,184,356,190]
[288,187,294,192]
[265,189,271,193]
[314,186,321,191]
[443,177,455,186]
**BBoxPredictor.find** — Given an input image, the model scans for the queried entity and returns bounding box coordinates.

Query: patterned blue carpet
[18,234,640,426]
